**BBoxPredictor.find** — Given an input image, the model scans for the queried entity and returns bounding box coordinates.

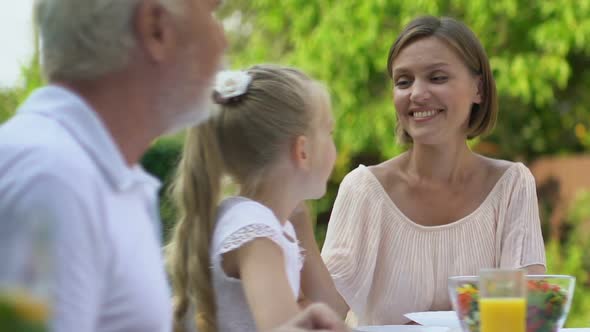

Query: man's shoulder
[1,110,95,174]
[0,119,100,210]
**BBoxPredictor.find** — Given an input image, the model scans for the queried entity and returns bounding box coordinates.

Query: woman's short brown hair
[387,16,498,144]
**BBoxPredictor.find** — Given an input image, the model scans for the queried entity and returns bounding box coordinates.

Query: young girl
[166,65,348,332]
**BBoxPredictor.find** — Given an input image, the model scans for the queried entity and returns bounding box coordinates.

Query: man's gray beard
[157,44,224,136]
[158,83,215,136]
[163,98,212,135]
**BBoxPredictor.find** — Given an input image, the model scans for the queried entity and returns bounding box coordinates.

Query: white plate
[353,326,451,332]
[403,311,460,328]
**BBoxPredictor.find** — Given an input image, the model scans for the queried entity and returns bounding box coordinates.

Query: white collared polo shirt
[0,86,172,332]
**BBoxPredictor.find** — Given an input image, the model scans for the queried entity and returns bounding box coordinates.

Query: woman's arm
[291,204,350,318]
[500,164,547,271]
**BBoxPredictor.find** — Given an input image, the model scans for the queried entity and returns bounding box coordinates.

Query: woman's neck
[404,139,478,184]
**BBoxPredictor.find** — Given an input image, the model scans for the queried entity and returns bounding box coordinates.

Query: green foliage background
[1,0,590,326]
[215,0,590,230]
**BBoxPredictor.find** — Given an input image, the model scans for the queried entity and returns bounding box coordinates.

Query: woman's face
[390,36,482,145]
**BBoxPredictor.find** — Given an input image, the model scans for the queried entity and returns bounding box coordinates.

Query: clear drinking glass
[479,268,527,332]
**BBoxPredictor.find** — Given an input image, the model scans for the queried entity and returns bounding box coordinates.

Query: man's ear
[292,135,311,171]
[134,0,178,63]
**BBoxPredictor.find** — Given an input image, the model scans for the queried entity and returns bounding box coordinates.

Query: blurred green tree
[220,1,590,157]
[0,26,43,122]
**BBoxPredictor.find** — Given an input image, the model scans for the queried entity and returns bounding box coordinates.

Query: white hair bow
[214,70,252,99]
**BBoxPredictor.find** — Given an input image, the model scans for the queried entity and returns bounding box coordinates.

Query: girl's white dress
[209,196,304,331]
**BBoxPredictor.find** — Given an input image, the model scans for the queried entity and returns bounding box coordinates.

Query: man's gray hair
[35,0,184,81]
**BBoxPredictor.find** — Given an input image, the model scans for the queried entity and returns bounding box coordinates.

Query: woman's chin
[407,133,442,146]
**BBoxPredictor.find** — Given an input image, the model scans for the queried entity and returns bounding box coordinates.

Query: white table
[353,326,590,332]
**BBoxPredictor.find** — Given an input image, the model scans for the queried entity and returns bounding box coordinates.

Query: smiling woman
[320,16,547,326]
[390,36,483,146]
[386,16,497,146]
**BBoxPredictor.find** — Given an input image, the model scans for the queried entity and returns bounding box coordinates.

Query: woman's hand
[525,264,546,275]
[267,303,350,332]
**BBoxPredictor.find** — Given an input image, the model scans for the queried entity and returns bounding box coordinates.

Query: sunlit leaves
[220,0,590,164]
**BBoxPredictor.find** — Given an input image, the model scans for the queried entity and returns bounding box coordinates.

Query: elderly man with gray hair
[0,0,349,332]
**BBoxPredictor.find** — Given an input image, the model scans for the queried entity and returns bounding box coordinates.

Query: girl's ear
[291,135,311,171]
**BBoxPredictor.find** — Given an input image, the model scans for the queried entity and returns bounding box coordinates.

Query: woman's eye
[395,79,411,88]
[432,75,448,83]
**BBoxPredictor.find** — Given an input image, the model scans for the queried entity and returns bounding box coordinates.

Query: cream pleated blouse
[321,162,546,326]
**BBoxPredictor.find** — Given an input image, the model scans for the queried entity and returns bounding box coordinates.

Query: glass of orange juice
[479,268,526,332]
[0,217,52,332]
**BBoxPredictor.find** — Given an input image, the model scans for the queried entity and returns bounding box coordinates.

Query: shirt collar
[18,85,161,192]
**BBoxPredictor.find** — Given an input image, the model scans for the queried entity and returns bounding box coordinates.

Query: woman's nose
[409,80,431,103]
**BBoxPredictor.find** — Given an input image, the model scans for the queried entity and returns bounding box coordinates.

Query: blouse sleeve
[212,202,284,259]
[218,224,283,255]
[321,167,382,317]
[499,163,547,269]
